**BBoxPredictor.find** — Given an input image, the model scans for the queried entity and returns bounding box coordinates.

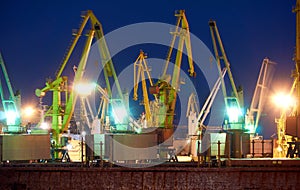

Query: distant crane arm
[0,53,15,100]
[198,68,226,127]
[247,58,275,133]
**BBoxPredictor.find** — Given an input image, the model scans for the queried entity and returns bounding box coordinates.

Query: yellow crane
[133,50,157,127]
[274,79,296,157]
[150,10,195,130]
[277,0,300,158]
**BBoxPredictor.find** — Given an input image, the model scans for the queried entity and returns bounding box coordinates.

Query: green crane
[35,10,125,150]
[209,20,244,130]
[0,53,22,133]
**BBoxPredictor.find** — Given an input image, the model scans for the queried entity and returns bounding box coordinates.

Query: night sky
[0,0,296,137]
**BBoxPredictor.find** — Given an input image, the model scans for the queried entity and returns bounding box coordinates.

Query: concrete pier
[0,163,299,189]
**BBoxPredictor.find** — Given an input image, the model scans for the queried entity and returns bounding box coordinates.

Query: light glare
[24,106,35,117]
[6,110,17,125]
[227,106,241,123]
[273,93,295,109]
[74,82,95,96]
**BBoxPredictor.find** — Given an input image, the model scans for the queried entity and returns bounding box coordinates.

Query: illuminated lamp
[6,110,17,125]
[111,104,128,124]
[74,82,95,96]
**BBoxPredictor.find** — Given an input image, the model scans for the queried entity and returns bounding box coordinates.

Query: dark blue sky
[0,0,296,137]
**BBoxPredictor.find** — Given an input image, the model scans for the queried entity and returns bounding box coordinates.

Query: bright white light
[112,105,128,124]
[23,106,35,117]
[6,110,17,125]
[227,107,241,122]
[81,131,86,136]
[273,93,295,109]
[74,82,95,96]
[40,122,49,130]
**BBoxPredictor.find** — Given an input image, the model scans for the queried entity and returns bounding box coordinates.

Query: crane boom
[55,11,122,99]
[55,14,90,79]
[89,12,123,99]
[246,58,275,134]
[0,53,22,132]
[209,20,239,101]
[61,29,95,132]
[198,68,227,128]
[0,53,16,100]
[133,50,160,127]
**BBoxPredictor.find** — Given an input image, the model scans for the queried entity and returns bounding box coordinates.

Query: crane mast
[0,53,22,133]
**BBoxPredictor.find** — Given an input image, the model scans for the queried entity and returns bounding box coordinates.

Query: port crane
[209,20,276,158]
[274,79,296,157]
[0,53,22,133]
[209,21,272,134]
[209,20,244,131]
[133,50,160,127]
[150,10,195,130]
[35,10,124,148]
[276,0,300,158]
